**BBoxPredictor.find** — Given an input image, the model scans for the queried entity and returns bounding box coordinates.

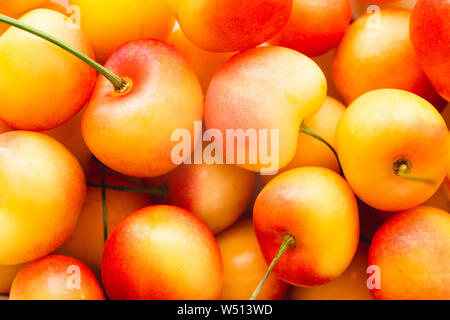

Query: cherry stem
[299,123,343,175]
[250,233,296,300]
[87,182,169,197]
[393,158,435,185]
[0,14,128,92]
[100,164,108,244]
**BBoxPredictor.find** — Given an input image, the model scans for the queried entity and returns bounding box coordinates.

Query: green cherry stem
[100,164,108,244]
[396,171,435,184]
[299,123,343,175]
[393,158,435,185]
[250,233,296,300]
[0,14,128,92]
[87,182,169,197]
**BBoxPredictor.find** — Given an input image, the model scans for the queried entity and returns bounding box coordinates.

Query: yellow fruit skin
[205,46,327,173]
[171,0,293,52]
[9,255,105,300]
[70,0,175,62]
[332,8,446,110]
[101,205,223,300]
[369,206,450,300]
[81,40,204,178]
[0,131,86,265]
[254,167,360,286]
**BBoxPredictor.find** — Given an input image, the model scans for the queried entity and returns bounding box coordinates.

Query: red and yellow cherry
[0,0,47,16]
[336,89,450,212]
[262,96,345,184]
[270,0,352,57]
[171,0,293,52]
[0,264,26,294]
[369,206,450,300]
[82,39,204,178]
[145,159,256,234]
[410,0,450,101]
[217,219,289,300]
[0,131,86,265]
[44,110,92,171]
[9,255,105,300]
[205,46,327,173]
[0,9,96,130]
[102,205,223,300]
[252,167,359,298]
[63,172,152,270]
[168,29,235,92]
[332,8,446,110]
[69,0,175,63]
[291,242,373,300]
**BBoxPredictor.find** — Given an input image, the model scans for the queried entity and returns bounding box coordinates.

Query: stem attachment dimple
[393,158,435,185]
[299,123,343,175]
[250,233,296,300]
[0,14,128,93]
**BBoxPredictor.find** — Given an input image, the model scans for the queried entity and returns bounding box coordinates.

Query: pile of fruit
[0,0,449,300]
